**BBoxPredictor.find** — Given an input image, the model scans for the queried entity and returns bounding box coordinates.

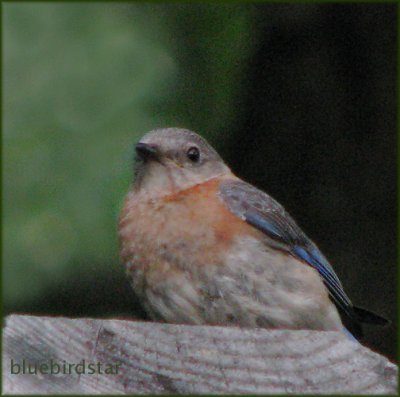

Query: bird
[118,127,389,340]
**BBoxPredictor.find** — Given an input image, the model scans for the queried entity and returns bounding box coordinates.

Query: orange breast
[160,177,262,247]
[119,177,262,273]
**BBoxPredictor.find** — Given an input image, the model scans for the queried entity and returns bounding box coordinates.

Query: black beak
[135,142,159,161]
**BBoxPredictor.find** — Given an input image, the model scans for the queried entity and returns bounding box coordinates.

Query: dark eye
[186,146,200,162]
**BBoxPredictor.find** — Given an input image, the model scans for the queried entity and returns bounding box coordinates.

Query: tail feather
[353,306,391,327]
[338,306,390,341]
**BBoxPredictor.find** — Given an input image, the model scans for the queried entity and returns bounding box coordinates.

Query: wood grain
[2,315,397,394]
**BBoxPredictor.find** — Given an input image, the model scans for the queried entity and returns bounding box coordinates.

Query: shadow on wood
[2,315,397,394]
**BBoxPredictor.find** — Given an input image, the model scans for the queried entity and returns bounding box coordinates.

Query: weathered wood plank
[2,315,397,394]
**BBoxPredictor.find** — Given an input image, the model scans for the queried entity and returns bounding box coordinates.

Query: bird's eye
[186,146,200,162]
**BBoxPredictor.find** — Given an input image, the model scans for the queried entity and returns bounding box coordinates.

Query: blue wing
[219,180,355,321]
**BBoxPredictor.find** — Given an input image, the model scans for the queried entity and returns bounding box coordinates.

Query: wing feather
[219,179,355,320]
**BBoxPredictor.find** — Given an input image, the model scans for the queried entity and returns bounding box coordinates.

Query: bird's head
[132,128,231,197]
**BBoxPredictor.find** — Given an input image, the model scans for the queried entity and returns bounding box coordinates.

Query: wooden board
[2,315,397,394]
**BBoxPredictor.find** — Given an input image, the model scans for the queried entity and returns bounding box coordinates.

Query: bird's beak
[135,142,160,162]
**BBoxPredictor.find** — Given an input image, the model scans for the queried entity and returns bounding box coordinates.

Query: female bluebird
[118,128,388,339]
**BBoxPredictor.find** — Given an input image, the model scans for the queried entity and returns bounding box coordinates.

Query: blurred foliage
[3,3,253,309]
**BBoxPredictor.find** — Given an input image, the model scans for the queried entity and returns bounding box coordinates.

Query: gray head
[132,128,231,196]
